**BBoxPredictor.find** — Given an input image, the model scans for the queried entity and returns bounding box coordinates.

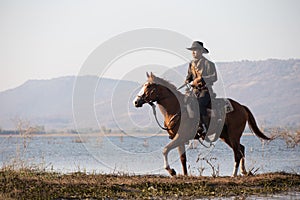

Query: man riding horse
[185,41,217,139]
[134,42,270,177]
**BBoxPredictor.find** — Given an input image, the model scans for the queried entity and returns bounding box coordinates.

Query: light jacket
[185,57,217,87]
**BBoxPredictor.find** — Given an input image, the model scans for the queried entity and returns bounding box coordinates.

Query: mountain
[0,76,75,129]
[217,59,300,126]
[0,59,299,131]
[0,76,139,130]
[173,59,300,127]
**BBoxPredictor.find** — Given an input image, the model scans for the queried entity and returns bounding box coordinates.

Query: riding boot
[195,116,207,140]
[198,116,210,140]
[202,116,210,132]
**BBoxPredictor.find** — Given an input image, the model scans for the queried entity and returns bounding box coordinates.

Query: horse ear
[146,72,150,78]
[150,72,154,78]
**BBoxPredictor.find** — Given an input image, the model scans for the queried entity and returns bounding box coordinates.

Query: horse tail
[243,106,271,140]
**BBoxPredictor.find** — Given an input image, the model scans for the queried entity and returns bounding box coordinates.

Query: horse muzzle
[133,96,145,107]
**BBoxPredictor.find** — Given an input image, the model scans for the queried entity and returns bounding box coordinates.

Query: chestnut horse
[134,72,270,177]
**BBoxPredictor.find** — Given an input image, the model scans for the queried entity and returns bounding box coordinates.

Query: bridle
[138,83,180,131]
[137,83,159,105]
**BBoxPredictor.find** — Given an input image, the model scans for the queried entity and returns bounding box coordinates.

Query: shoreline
[0,132,163,138]
[0,132,256,138]
[0,170,298,199]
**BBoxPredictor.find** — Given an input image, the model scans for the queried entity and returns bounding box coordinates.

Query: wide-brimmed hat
[186,41,209,53]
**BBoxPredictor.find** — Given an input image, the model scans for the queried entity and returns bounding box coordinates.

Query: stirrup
[196,124,207,140]
[199,133,206,140]
[198,123,207,134]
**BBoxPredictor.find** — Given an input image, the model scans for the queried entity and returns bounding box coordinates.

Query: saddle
[184,95,233,142]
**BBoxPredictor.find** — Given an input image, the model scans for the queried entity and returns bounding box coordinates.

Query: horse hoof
[241,171,248,176]
[170,168,176,176]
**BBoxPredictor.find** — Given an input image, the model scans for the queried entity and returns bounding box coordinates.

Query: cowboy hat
[186,41,209,53]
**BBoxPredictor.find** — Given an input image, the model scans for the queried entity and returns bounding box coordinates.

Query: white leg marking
[240,157,247,175]
[232,162,238,177]
[163,147,169,169]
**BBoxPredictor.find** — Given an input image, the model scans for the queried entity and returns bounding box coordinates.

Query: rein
[198,138,215,148]
[146,83,214,148]
[149,102,180,131]
[150,101,213,148]
[139,84,179,131]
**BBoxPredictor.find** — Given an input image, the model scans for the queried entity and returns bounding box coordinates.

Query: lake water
[0,133,299,177]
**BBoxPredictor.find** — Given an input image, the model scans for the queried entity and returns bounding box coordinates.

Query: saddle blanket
[186,98,234,118]
[224,98,234,113]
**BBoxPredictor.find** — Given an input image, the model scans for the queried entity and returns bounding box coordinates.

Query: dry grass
[0,169,299,199]
[269,127,300,148]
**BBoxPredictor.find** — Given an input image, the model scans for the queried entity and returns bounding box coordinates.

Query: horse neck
[157,89,181,116]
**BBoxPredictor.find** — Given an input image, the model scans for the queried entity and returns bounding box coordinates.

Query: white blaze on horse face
[137,82,148,97]
[133,82,148,105]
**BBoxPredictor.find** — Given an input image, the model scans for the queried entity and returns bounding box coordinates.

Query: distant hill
[173,59,300,127]
[0,76,75,129]
[0,76,139,130]
[0,59,299,131]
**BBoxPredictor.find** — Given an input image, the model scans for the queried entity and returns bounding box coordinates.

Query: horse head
[133,72,159,107]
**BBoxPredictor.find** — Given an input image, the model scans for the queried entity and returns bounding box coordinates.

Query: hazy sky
[0,0,299,92]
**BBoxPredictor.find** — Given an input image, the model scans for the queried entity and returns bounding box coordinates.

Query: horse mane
[148,74,183,97]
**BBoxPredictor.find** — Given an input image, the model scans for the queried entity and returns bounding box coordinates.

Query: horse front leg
[163,146,176,176]
[162,135,182,176]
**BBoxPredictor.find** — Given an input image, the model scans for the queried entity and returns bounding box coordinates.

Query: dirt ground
[0,169,299,199]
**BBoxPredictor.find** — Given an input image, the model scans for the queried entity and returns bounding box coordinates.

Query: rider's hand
[195,77,206,87]
[191,81,196,87]
[191,79,201,87]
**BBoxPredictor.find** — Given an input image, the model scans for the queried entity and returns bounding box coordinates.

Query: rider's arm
[202,61,217,85]
[185,63,193,83]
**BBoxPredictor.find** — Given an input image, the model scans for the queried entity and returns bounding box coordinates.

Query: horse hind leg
[232,143,244,177]
[239,144,247,175]
[220,129,243,177]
